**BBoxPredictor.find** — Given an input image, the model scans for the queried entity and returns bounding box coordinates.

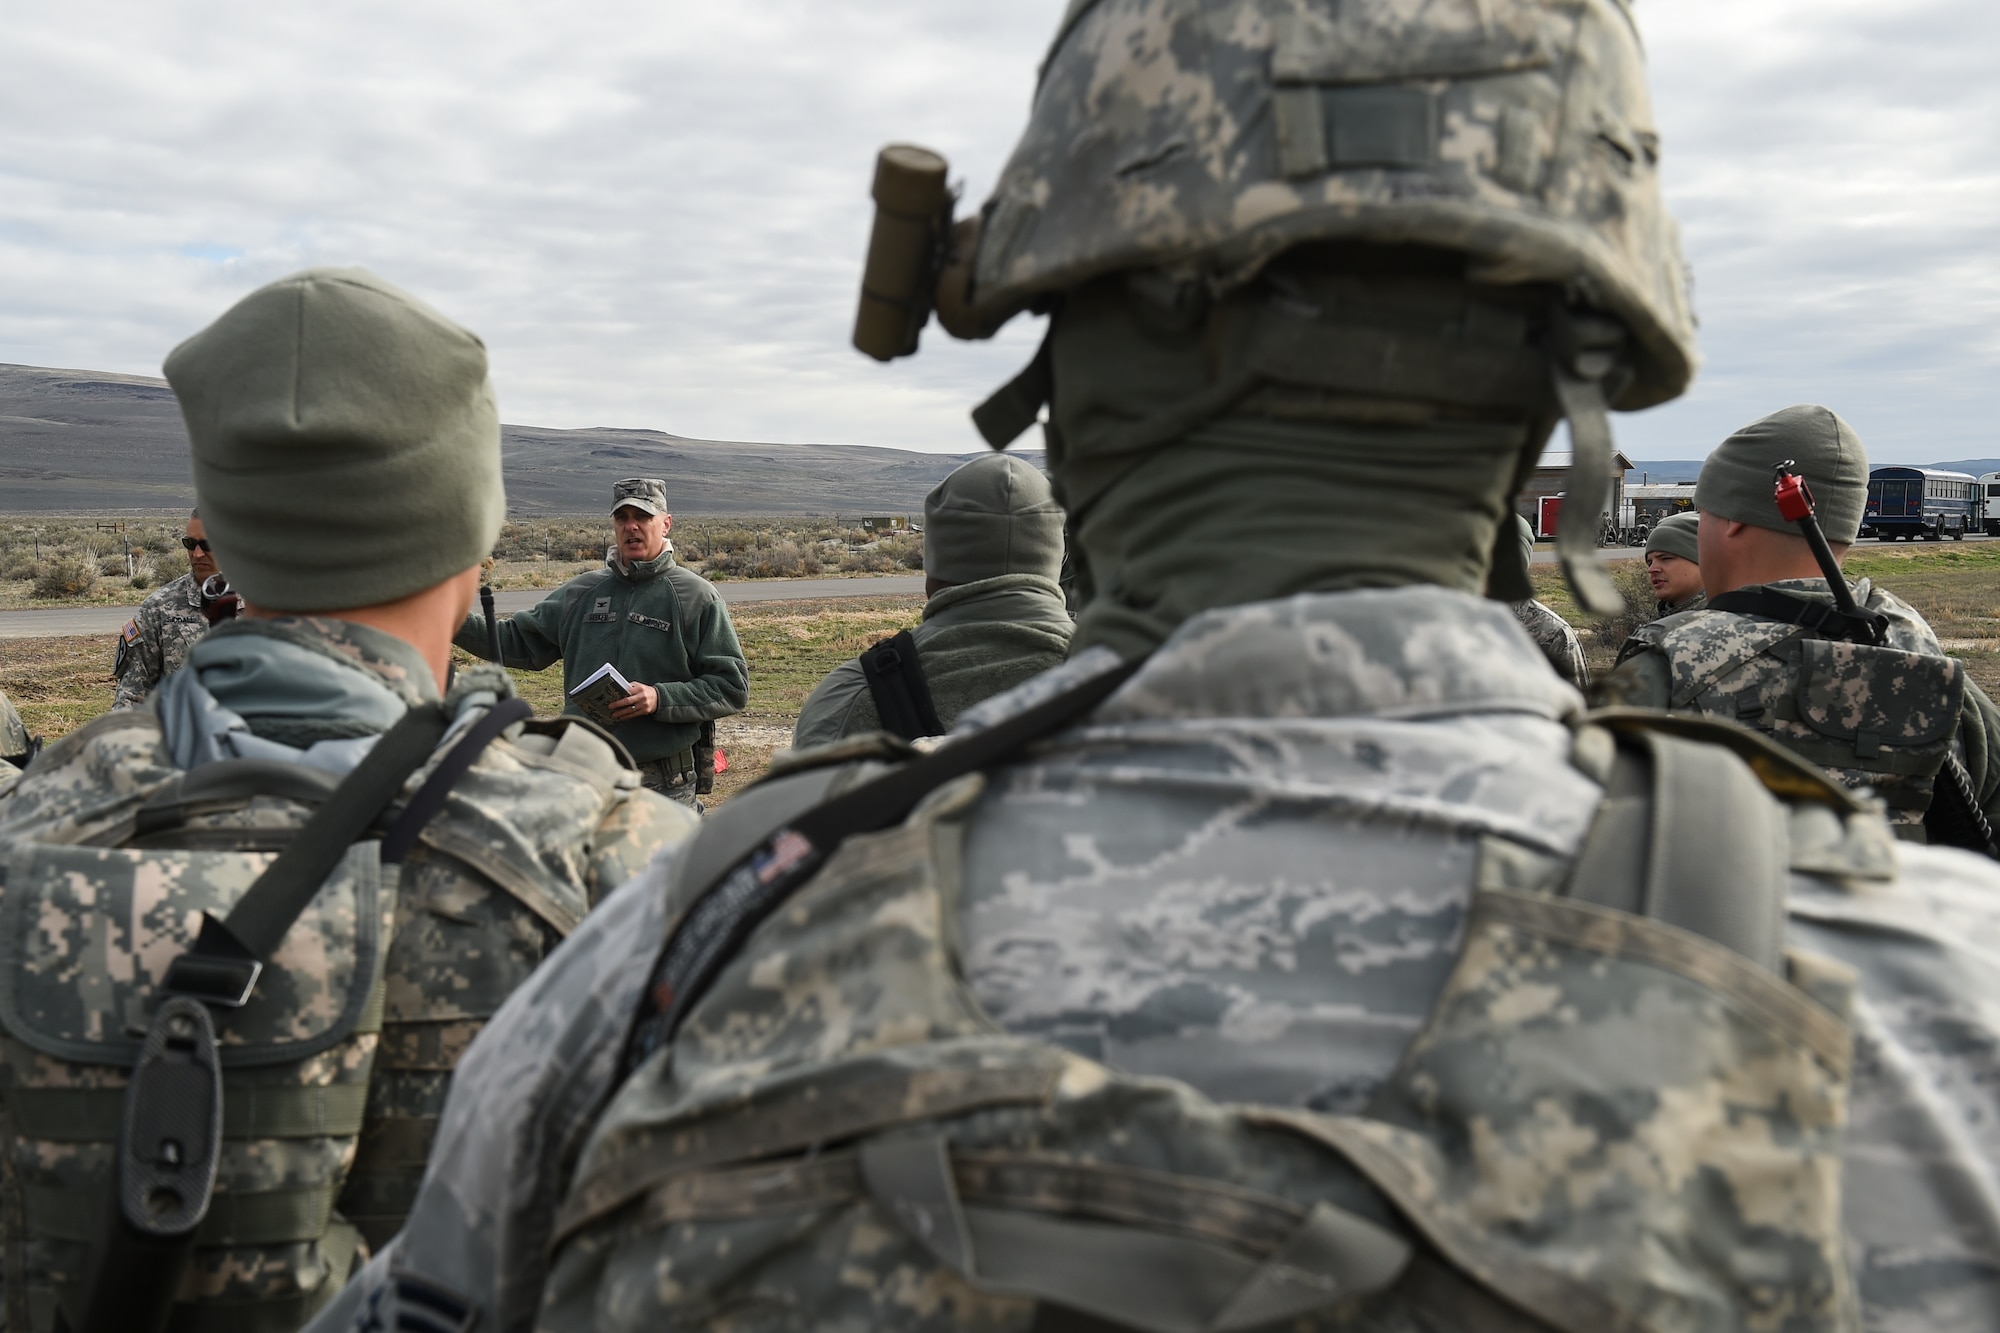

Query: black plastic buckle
[159,912,263,1009]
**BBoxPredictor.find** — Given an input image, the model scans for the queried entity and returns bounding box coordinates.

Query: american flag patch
[753,829,815,884]
[120,620,140,644]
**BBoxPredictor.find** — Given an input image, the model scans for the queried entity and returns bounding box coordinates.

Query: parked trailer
[1536,495,1564,539]
[1982,473,2000,536]
[1864,466,1977,542]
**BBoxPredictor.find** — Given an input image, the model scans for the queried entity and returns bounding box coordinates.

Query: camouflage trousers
[636,751,703,814]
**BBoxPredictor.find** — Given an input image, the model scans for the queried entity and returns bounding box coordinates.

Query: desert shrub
[481,515,925,580]
[97,555,128,578]
[32,556,98,599]
[704,539,826,580]
[1585,560,1659,654]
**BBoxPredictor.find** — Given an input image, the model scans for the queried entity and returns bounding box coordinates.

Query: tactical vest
[1627,600,1965,822]
[0,700,617,1333]
[539,705,1884,1332]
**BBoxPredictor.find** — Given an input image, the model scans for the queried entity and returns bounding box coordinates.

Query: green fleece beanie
[164,268,505,612]
[1514,515,1536,572]
[1645,511,1701,564]
[923,454,1065,585]
[1694,405,1867,544]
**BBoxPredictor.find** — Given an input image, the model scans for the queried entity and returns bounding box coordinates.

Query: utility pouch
[695,721,717,796]
[1766,638,1964,811]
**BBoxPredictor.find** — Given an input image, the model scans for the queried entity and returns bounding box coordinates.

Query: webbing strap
[857,1136,1411,1331]
[380,698,532,862]
[1707,587,1889,646]
[10,1082,369,1143]
[1549,368,1623,617]
[972,330,1054,449]
[30,1181,336,1247]
[159,702,452,1011]
[152,1225,360,1333]
[860,631,945,740]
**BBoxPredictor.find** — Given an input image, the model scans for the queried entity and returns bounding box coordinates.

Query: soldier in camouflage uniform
[1640,509,1704,618]
[792,454,1073,746]
[0,686,32,782]
[1507,517,1590,689]
[457,478,748,811]
[111,510,229,709]
[0,268,693,1332]
[1603,405,2000,836]
[312,5,2000,1332]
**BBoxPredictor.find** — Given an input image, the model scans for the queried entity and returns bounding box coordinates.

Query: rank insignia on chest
[586,597,614,623]
[627,612,673,634]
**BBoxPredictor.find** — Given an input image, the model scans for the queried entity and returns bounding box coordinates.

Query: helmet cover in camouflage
[972,0,1696,410]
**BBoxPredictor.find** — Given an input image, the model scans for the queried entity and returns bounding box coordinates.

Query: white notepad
[568,662,634,727]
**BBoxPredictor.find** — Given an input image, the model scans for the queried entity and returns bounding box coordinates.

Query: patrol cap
[1645,512,1701,564]
[612,478,670,517]
[924,454,1065,586]
[165,267,504,613]
[1695,405,1868,544]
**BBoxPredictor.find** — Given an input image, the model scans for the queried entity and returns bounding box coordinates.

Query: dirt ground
[8,544,2000,800]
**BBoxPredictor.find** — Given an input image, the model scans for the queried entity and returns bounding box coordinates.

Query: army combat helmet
[855,0,1695,614]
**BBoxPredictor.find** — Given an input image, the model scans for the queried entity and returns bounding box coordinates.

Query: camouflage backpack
[1620,582,1966,827]
[0,688,569,1333]
[536,665,1882,1332]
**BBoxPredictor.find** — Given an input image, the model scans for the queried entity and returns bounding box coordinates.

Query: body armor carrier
[1625,585,1966,823]
[538,671,1876,1333]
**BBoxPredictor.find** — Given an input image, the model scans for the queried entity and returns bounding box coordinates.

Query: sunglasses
[182,538,213,553]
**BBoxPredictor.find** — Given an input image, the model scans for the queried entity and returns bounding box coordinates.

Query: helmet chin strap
[1548,306,1634,617]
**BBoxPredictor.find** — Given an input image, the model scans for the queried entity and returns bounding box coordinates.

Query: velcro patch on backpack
[1786,638,1963,773]
[0,840,390,1067]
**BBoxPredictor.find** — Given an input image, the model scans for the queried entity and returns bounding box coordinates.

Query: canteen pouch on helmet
[853,146,955,361]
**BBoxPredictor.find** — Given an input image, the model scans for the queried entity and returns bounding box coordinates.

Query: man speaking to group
[457,478,747,809]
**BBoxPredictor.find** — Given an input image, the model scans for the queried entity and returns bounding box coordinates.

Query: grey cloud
[1,2,1994,464]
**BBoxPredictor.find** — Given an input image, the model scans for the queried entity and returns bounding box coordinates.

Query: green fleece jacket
[457,548,747,762]
[791,573,1073,748]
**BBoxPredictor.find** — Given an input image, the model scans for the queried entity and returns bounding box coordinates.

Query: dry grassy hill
[0,362,1039,515]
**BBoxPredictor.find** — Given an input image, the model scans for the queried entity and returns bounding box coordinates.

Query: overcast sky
[3,1,1994,464]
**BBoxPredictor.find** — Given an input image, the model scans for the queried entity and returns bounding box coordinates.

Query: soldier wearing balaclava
[311,8,2000,1333]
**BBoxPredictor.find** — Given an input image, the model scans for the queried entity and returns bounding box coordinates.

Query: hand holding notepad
[569,663,636,727]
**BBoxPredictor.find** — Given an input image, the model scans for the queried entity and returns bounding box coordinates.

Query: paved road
[0,574,928,640]
[1528,546,1642,566]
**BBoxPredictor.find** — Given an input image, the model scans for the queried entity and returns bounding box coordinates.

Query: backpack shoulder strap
[859,630,945,740]
[620,653,1146,1075]
[1565,717,1789,973]
[1708,586,1889,645]
[1567,707,1882,972]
